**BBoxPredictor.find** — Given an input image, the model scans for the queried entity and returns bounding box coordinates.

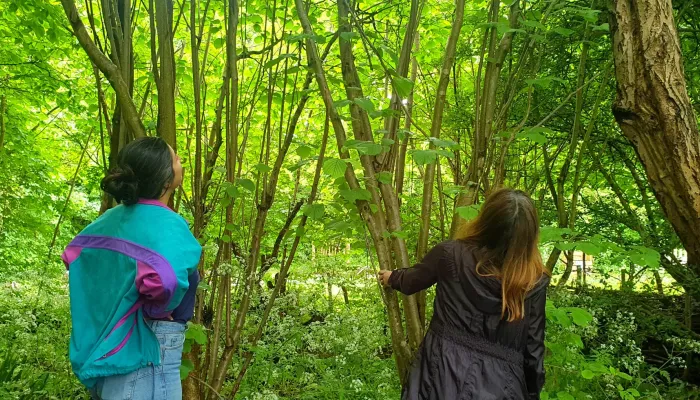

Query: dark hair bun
[101,166,139,205]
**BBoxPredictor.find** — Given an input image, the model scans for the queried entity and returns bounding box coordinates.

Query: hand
[377,270,392,288]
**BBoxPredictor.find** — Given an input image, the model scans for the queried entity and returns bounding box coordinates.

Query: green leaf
[430,137,460,150]
[254,163,272,173]
[412,149,437,165]
[344,139,383,156]
[340,32,359,41]
[353,97,376,113]
[582,370,595,379]
[377,171,393,185]
[455,205,480,222]
[522,20,546,30]
[516,128,549,145]
[180,359,194,380]
[237,178,255,192]
[552,27,575,36]
[333,99,353,108]
[617,371,634,381]
[592,23,610,32]
[323,158,348,178]
[213,37,225,49]
[576,241,601,256]
[296,145,314,159]
[302,204,325,220]
[340,188,372,203]
[555,242,576,251]
[556,392,575,400]
[568,307,593,326]
[186,324,208,345]
[392,76,414,98]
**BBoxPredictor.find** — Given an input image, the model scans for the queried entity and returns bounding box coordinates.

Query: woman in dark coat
[379,188,549,400]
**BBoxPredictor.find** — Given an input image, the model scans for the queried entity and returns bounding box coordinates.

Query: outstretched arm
[378,243,446,295]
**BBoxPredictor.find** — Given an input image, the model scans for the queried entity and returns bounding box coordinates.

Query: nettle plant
[542,301,645,400]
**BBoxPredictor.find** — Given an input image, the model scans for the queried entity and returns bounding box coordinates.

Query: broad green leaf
[617,371,634,381]
[323,158,348,178]
[556,392,575,400]
[516,128,548,144]
[576,241,601,255]
[333,99,353,108]
[254,163,272,173]
[340,188,372,203]
[581,370,595,379]
[430,137,460,150]
[296,145,314,159]
[302,204,325,220]
[522,20,546,30]
[180,359,194,380]
[186,324,208,345]
[568,307,593,326]
[455,205,480,222]
[344,139,383,156]
[354,97,376,113]
[377,171,393,185]
[412,149,437,165]
[237,178,256,192]
[392,76,414,98]
[555,242,576,251]
[340,32,359,41]
[552,27,575,36]
[592,23,610,32]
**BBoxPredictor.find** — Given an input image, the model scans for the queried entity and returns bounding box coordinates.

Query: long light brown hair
[455,188,548,321]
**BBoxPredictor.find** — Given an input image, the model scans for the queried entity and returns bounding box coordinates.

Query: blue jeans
[89,321,186,400]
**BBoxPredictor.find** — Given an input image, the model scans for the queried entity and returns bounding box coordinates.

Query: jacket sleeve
[388,242,446,295]
[524,279,549,399]
[137,218,201,319]
[136,261,175,318]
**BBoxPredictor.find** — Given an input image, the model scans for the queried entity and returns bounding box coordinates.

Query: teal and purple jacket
[61,199,201,387]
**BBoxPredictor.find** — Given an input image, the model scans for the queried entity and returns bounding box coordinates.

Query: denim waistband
[147,320,186,333]
[429,318,523,365]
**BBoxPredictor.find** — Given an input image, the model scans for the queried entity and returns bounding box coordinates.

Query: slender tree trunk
[60,0,146,138]
[557,251,574,288]
[450,0,520,236]
[0,96,5,153]
[654,270,664,296]
[154,0,177,148]
[296,0,412,378]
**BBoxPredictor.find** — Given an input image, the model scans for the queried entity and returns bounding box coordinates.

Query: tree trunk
[154,0,177,148]
[295,0,412,378]
[556,251,574,289]
[654,270,664,296]
[610,0,700,288]
[0,96,5,152]
[60,0,146,138]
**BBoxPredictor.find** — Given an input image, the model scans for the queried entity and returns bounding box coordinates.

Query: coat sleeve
[524,279,549,399]
[138,216,202,318]
[388,242,446,295]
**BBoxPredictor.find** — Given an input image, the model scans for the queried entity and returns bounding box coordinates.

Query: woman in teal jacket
[62,137,201,400]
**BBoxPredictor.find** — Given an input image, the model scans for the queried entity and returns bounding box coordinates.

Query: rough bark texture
[610,0,700,281]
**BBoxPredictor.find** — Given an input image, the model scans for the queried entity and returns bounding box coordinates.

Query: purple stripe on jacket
[67,235,177,317]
